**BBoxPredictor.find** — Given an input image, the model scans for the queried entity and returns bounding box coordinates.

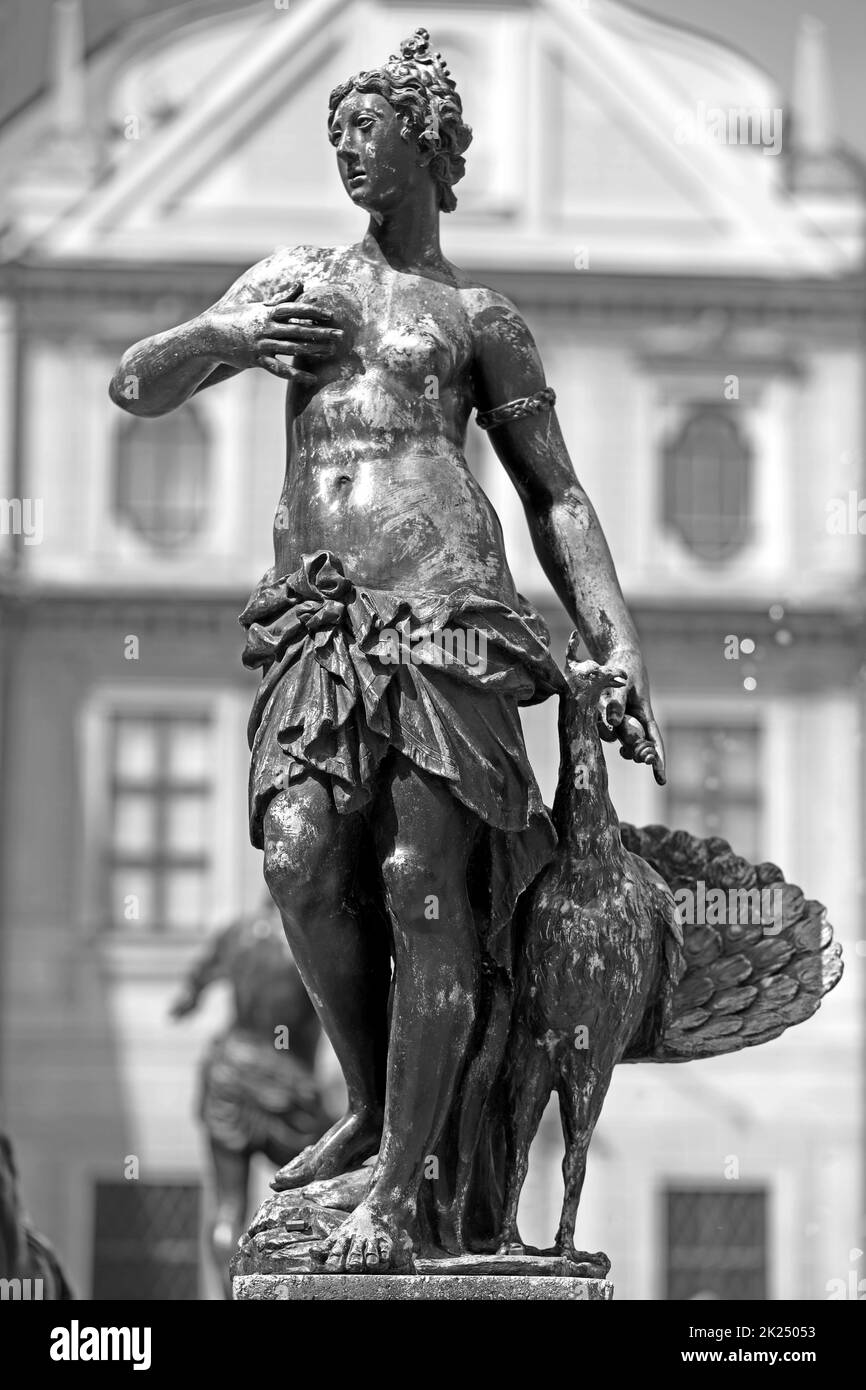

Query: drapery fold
[241,551,566,944]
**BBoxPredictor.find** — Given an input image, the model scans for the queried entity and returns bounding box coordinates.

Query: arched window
[663,406,752,562]
[114,405,210,549]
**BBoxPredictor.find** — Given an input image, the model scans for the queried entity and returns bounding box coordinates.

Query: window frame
[633,695,794,876]
[80,340,248,580]
[662,403,754,564]
[90,1177,202,1301]
[112,401,212,551]
[106,707,215,935]
[663,1183,770,1301]
[77,683,249,955]
[624,366,797,592]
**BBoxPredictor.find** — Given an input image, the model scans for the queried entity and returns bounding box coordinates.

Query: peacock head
[564,636,628,713]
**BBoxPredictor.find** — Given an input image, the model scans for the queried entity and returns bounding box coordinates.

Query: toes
[376,1235,392,1269]
[309,1237,332,1267]
[271,1150,314,1191]
[324,1235,350,1273]
[345,1237,366,1273]
[364,1238,380,1271]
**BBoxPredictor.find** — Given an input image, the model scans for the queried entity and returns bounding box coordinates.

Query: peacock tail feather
[619,823,843,1062]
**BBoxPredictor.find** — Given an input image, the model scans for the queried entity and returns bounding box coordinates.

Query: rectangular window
[664,722,762,862]
[106,709,214,932]
[91,1181,200,1300]
[665,1187,768,1301]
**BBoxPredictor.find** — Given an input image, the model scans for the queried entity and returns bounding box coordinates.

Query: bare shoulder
[215,244,348,306]
[456,282,544,386]
[457,282,535,343]
[453,280,547,400]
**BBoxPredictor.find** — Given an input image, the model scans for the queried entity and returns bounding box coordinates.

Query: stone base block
[234,1273,613,1301]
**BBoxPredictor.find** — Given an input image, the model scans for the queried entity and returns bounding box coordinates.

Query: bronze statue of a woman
[110,28,667,1274]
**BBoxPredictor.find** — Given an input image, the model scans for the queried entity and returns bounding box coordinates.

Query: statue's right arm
[108,249,341,418]
[169,919,241,1018]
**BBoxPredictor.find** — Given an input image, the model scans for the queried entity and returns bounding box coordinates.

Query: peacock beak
[564,660,628,704]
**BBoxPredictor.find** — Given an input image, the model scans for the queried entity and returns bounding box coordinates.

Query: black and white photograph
[0,0,863,1356]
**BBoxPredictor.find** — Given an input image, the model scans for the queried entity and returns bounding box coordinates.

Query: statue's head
[327,27,472,215]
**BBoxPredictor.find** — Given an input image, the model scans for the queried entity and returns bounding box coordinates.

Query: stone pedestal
[234,1273,613,1301]
[231,1172,614,1300]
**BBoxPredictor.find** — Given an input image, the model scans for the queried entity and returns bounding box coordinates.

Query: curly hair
[327,27,472,213]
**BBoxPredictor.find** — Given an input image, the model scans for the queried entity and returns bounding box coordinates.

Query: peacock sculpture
[498,634,843,1259]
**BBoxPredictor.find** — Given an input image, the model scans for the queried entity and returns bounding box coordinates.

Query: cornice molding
[2,261,863,333]
[0,582,862,648]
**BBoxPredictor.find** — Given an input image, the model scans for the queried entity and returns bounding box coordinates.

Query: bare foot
[311,1198,415,1273]
[271,1110,381,1192]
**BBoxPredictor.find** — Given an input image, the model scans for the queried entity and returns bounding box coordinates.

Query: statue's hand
[169,990,198,1020]
[205,282,343,382]
[597,650,666,786]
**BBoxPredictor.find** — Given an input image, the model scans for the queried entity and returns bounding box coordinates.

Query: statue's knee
[263,841,319,918]
[262,800,342,921]
[380,846,432,925]
[381,847,471,964]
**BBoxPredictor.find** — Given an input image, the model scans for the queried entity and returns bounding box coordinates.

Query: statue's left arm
[471,293,665,783]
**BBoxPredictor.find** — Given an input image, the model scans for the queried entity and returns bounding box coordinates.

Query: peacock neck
[552,693,624,872]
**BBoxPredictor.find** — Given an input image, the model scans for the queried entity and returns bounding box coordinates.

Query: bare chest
[302,268,474,393]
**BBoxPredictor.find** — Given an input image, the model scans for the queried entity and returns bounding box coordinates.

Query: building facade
[0,0,863,1299]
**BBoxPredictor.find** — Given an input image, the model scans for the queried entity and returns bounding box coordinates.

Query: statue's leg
[210,1142,250,1299]
[313,755,479,1272]
[263,779,391,1190]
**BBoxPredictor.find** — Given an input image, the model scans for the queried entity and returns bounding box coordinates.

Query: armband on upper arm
[475,387,556,432]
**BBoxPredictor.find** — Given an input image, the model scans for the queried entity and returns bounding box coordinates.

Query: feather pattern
[619,824,843,1061]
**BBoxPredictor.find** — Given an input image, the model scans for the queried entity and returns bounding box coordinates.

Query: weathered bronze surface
[112,28,841,1284]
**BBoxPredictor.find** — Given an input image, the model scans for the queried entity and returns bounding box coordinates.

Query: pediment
[18,0,850,276]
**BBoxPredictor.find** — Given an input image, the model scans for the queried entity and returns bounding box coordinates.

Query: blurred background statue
[0,1132,73,1300]
[170,905,327,1297]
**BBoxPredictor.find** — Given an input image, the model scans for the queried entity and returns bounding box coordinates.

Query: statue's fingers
[615,714,645,760]
[267,323,342,344]
[264,282,304,306]
[258,356,317,386]
[617,714,646,747]
[647,723,666,784]
[258,321,332,342]
[598,689,625,730]
[258,354,295,379]
[259,335,335,358]
[636,708,667,786]
[270,302,336,323]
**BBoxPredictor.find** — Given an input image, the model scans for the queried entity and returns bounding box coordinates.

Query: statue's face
[329,89,431,213]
